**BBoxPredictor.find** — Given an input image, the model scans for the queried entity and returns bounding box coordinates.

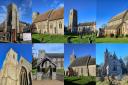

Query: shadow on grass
[32,38,41,43]
[64,80,96,85]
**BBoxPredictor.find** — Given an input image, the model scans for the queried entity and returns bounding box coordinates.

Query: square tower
[68,9,78,33]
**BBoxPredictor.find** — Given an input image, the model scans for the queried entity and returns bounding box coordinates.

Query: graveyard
[32,33,95,43]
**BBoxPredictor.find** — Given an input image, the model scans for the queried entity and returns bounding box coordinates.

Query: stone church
[0,48,32,85]
[69,50,96,76]
[68,9,96,33]
[0,3,30,42]
[32,7,64,35]
[102,49,122,76]
[105,10,128,36]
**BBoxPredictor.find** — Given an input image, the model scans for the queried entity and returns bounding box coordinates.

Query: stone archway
[29,72,32,85]
[37,57,57,80]
[20,66,28,85]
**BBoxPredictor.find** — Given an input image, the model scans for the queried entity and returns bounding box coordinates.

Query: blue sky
[32,0,64,14]
[96,44,128,65]
[33,44,64,58]
[0,0,32,24]
[0,43,32,70]
[97,0,128,28]
[64,44,96,70]
[64,0,96,26]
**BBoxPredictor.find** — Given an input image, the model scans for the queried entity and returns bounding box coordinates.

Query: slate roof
[69,56,96,67]
[33,7,64,23]
[46,53,64,58]
[78,22,96,26]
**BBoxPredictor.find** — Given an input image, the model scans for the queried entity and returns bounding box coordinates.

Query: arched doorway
[29,72,32,85]
[20,66,28,85]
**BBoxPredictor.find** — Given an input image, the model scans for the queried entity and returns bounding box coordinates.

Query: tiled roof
[49,7,64,21]
[34,10,53,23]
[33,7,64,23]
[69,56,95,67]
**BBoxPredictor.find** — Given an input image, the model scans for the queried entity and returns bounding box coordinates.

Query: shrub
[126,34,128,37]
[110,34,114,38]
[115,34,119,38]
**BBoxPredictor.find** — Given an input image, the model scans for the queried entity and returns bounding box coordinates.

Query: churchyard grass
[32,33,96,43]
[96,37,128,43]
[32,34,67,43]
[64,76,96,85]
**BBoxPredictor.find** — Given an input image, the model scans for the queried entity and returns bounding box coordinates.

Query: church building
[102,49,123,76]
[32,7,64,35]
[67,9,96,33]
[0,3,31,42]
[0,48,32,85]
[69,50,96,76]
[105,10,128,36]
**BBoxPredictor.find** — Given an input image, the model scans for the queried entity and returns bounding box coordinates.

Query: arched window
[13,54,15,59]
[59,22,62,29]
[50,24,53,29]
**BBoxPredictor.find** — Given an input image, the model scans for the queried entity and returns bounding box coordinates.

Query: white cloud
[0,6,7,12]
[0,5,7,24]
[56,3,64,8]
[50,0,59,8]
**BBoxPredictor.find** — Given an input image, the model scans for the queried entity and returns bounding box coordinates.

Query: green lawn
[32,33,95,43]
[32,34,67,43]
[64,76,96,85]
[96,37,128,43]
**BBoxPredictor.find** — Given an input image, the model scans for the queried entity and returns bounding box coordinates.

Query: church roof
[49,7,64,20]
[109,10,128,23]
[105,22,123,30]
[46,53,63,58]
[33,10,53,23]
[78,22,96,26]
[33,7,64,23]
[69,56,95,67]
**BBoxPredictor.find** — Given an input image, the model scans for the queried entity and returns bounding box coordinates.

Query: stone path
[33,80,64,85]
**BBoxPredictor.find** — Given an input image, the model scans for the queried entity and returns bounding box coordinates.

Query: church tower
[68,9,78,33]
[38,49,46,59]
[6,3,19,42]
[104,48,109,66]
[70,49,76,64]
